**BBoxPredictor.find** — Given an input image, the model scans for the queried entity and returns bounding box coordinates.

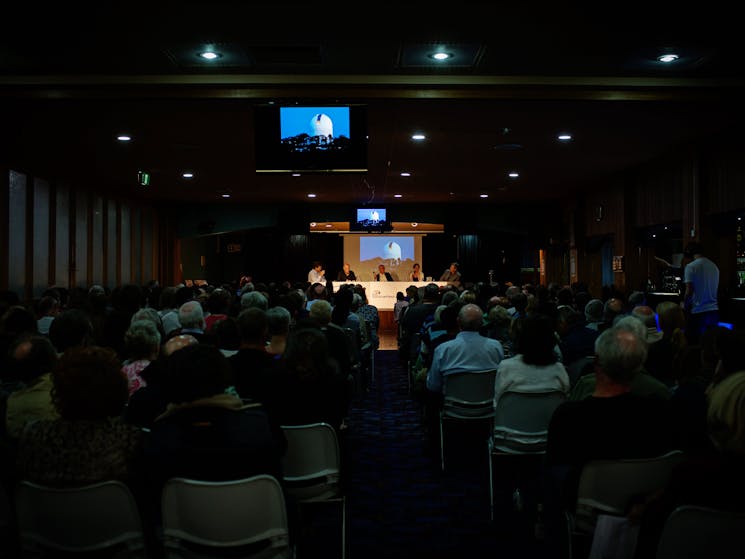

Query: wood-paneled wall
[2,167,161,302]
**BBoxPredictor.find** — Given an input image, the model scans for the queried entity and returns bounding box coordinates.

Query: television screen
[254,104,368,173]
[356,208,386,227]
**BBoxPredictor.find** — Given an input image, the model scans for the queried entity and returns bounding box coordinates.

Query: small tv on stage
[352,207,390,231]
[254,104,368,174]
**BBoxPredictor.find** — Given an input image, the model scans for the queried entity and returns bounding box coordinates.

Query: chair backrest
[655,505,745,559]
[492,390,566,453]
[15,480,146,556]
[442,370,497,419]
[574,450,685,533]
[281,422,342,501]
[161,474,291,558]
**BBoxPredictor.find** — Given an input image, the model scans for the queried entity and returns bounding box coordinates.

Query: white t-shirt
[684,256,719,314]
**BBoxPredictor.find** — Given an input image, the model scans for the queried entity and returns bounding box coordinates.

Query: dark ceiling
[2,2,744,208]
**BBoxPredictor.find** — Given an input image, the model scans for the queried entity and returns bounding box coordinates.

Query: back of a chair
[655,505,745,559]
[161,475,291,558]
[15,480,146,556]
[574,450,685,533]
[442,370,497,419]
[492,390,566,453]
[281,422,342,501]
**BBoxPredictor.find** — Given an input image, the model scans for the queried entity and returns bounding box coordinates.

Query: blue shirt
[426,331,504,393]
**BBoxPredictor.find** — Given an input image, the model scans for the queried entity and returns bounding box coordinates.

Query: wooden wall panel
[8,170,27,297]
[32,178,51,297]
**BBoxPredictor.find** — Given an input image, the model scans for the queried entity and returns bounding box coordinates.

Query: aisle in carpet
[342,349,547,559]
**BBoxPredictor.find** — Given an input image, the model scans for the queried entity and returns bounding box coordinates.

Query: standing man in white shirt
[683,241,719,344]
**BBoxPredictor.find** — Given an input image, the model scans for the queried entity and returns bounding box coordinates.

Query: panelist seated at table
[374,264,394,282]
[439,262,462,288]
[336,262,357,282]
[408,263,424,282]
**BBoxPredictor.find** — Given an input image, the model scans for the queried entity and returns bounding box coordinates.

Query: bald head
[458,303,484,331]
[164,334,199,357]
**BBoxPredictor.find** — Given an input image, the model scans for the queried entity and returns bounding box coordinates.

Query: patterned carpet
[338,349,548,559]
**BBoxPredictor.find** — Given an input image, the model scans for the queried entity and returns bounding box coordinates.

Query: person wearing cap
[682,241,719,344]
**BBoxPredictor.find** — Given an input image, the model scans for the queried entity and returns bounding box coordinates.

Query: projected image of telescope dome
[310,113,334,138]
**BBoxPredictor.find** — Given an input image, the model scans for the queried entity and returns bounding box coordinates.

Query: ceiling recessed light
[657,54,679,63]
[199,51,222,60]
[400,172,411,177]
[508,172,519,178]
[394,194,402,198]
[429,51,452,61]
[221,194,231,198]
[116,135,131,142]
[310,222,317,227]
[411,134,426,141]
[307,193,316,198]
[557,134,573,141]
[292,173,301,177]
[325,224,333,228]
[480,193,489,198]
[411,222,418,227]
[182,172,194,179]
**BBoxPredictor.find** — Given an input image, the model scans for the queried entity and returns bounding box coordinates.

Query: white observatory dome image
[310,113,334,137]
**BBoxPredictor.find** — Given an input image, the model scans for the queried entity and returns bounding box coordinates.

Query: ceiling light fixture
[411,222,418,227]
[508,172,519,178]
[116,135,131,142]
[291,173,301,177]
[480,193,489,198]
[310,222,317,227]
[394,194,402,198]
[182,172,194,179]
[199,51,222,60]
[307,193,316,198]
[429,51,453,61]
[657,53,679,63]
[400,172,411,177]
[411,134,426,141]
[221,193,231,198]
[557,134,573,141]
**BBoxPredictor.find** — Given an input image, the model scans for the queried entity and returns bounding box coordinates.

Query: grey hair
[178,300,205,330]
[594,320,648,383]
[240,290,268,310]
[124,319,161,359]
[266,305,291,336]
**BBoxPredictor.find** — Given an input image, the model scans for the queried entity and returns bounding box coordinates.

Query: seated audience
[142,343,284,502]
[634,370,745,558]
[542,319,678,554]
[4,335,59,440]
[122,319,161,396]
[124,334,198,429]
[228,308,275,403]
[272,326,352,433]
[16,346,143,486]
[494,313,570,407]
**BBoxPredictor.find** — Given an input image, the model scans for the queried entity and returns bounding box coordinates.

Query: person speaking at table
[336,262,357,282]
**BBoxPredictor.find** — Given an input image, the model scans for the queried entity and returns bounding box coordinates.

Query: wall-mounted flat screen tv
[254,104,368,173]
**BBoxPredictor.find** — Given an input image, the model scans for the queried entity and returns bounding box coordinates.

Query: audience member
[122,319,161,396]
[542,319,678,552]
[142,343,284,507]
[16,346,142,486]
[272,326,352,433]
[634,370,745,558]
[4,335,58,440]
[266,305,292,357]
[228,308,274,403]
[493,314,570,406]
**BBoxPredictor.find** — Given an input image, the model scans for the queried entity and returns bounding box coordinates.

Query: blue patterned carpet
[338,350,548,559]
